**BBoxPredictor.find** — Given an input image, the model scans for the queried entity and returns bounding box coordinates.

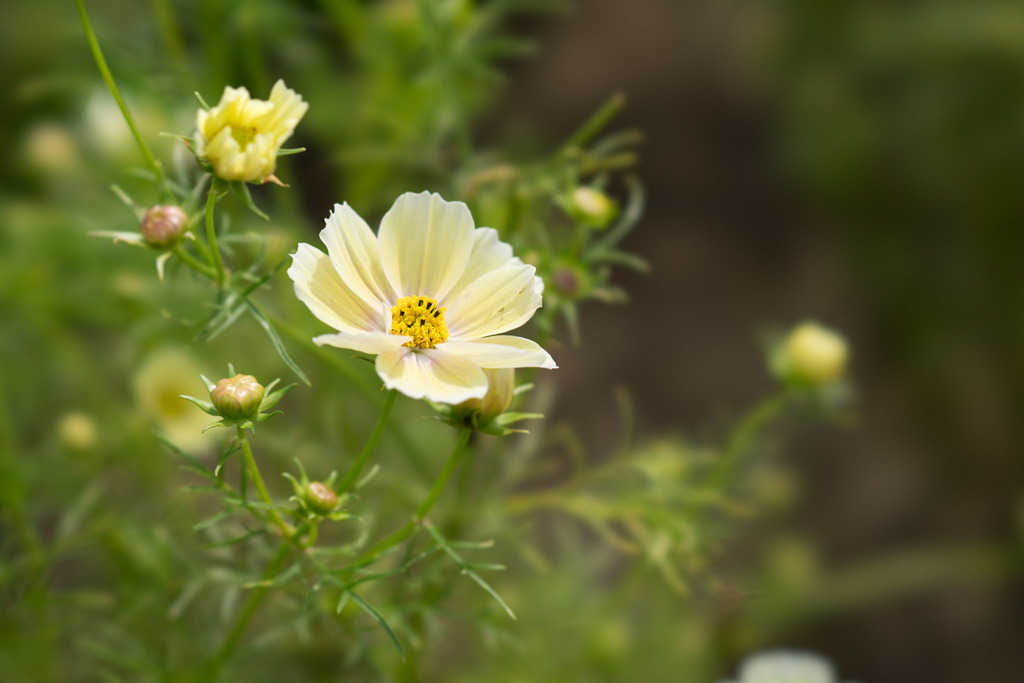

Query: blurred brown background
[494,1,1024,681]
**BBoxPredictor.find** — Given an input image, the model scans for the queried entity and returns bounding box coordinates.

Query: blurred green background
[2,0,1023,681]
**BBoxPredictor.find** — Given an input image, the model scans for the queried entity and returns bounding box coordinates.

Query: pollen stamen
[390,296,448,349]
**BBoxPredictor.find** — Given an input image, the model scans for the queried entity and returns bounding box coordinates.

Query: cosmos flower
[288,191,556,404]
[134,348,216,453]
[195,79,307,182]
[721,651,857,683]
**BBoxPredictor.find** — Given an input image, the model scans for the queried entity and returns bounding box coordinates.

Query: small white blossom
[722,651,858,683]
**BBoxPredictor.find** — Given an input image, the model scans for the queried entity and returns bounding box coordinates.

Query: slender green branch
[74,0,164,193]
[237,427,292,539]
[174,243,217,278]
[206,541,292,678]
[705,391,789,492]
[358,426,473,564]
[338,390,398,493]
[205,177,226,288]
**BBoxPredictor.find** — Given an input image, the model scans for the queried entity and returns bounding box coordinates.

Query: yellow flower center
[230,125,257,149]
[390,296,448,349]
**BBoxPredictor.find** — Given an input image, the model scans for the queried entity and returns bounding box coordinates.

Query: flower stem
[358,426,473,563]
[337,390,398,493]
[205,177,227,289]
[74,0,165,195]
[237,426,292,539]
[705,391,789,493]
[173,243,217,279]
[206,541,292,679]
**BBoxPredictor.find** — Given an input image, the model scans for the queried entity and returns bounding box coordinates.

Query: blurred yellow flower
[196,79,308,182]
[134,348,216,453]
[289,192,556,404]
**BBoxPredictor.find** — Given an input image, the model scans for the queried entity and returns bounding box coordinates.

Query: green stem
[205,178,226,288]
[74,0,165,194]
[705,391,789,492]
[206,541,292,678]
[358,426,473,563]
[237,427,292,539]
[174,243,217,279]
[337,390,397,493]
[562,92,626,152]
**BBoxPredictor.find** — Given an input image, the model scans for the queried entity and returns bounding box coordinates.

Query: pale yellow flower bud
[196,79,308,183]
[455,368,515,424]
[570,186,617,228]
[210,374,265,421]
[775,322,849,386]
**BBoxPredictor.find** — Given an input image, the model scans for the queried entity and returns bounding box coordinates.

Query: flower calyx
[180,365,296,432]
[283,460,351,521]
[431,369,543,436]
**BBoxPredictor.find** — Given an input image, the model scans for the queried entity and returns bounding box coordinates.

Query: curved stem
[705,391,789,492]
[174,243,217,279]
[359,426,473,563]
[205,178,226,288]
[237,426,292,539]
[74,0,165,194]
[337,390,398,493]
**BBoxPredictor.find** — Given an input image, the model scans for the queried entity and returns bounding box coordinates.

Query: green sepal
[259,382,296,412]
[179,394,220,416]
[494,411,543,426]
[202,419,233,433]
[230,181,269,220]
[277,147,306,157]
[254,410,282,423]
[89,230,148,248]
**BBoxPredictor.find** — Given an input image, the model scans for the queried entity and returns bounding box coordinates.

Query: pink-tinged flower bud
[303,482,338,515]
[140,205,188,248]
[210,374,265,420]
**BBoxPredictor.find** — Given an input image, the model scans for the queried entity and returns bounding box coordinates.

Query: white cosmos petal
[377,191,474,300]
[445,227,515,300]
[288,244,384,333]
[314,331,410,355]
[442,336,557,369]
[320,203,396,308]
[375,347,488,404]
[444,264,543,339]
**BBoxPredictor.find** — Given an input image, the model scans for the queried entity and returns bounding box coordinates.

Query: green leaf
[155,432,214,481]
[193,509,241,531]
[347,591,405,660]
[215,441,241,479]
[245,300,310,386]
[465,569,517,620]
[203,528,266,549]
